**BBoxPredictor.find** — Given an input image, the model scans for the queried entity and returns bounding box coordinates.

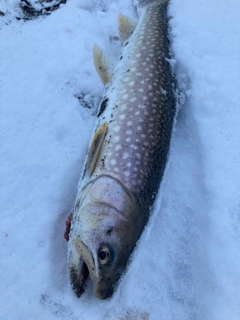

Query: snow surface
[1,0,240,319]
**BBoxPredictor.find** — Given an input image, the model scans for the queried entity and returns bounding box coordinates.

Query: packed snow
[1,0,240,319]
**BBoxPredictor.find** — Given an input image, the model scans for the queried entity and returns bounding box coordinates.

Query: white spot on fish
[123,94,129,99]
[130,97,137,102]
[129,81,135,86]
[124,171,130,177]
[127,121,132,126]
[126,129,132,135]
[114,126,120,133]
[138,88,144,92]
[114,136,120,142]
[115,145,122,151]
[161,88,167,95]
[114,167,119,173]
[123,152,129,159]
[120,114,126,120]
[136,72,142,76]
[110,159,117,165]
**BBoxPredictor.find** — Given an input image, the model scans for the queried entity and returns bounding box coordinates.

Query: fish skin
[68,0,176,299]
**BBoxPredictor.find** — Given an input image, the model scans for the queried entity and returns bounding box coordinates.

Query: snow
[1,0,240,319]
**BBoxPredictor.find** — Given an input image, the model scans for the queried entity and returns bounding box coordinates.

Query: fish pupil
[99,251,107,260]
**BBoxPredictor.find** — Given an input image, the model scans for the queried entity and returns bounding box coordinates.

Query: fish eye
[98,246,111,265]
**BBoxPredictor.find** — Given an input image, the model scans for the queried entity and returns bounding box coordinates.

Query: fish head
[68,175,144,299]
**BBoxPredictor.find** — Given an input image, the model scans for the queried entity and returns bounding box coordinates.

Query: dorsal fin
[85,122,108,176]
[93,44,114,84]
[118,14,137,45]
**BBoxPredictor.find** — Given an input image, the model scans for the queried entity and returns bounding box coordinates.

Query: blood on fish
[64,212,73,242]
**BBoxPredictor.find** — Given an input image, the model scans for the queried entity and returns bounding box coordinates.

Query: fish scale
[67,0,176,299]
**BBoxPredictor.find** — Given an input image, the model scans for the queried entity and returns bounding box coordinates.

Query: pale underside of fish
[67,0,176,299]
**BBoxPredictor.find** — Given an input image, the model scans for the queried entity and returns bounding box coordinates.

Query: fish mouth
[69,239,94,297]
[69,258,89,297]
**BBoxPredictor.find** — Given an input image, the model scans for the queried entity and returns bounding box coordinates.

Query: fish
[67,0,176,299]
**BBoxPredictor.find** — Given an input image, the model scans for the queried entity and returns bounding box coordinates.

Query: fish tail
[134,0,168,8]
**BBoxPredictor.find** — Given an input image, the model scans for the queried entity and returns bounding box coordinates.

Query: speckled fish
[67,0,176,299]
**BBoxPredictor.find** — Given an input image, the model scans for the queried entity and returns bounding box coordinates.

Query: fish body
[67,0,176,299]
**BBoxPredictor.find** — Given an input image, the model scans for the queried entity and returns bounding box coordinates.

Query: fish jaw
[68,175,144,299]
[68,243,90,297]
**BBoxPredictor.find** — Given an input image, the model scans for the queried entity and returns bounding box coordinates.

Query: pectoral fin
[118,14,137,45]
[93,44,114,84]
[85,122,108,176]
